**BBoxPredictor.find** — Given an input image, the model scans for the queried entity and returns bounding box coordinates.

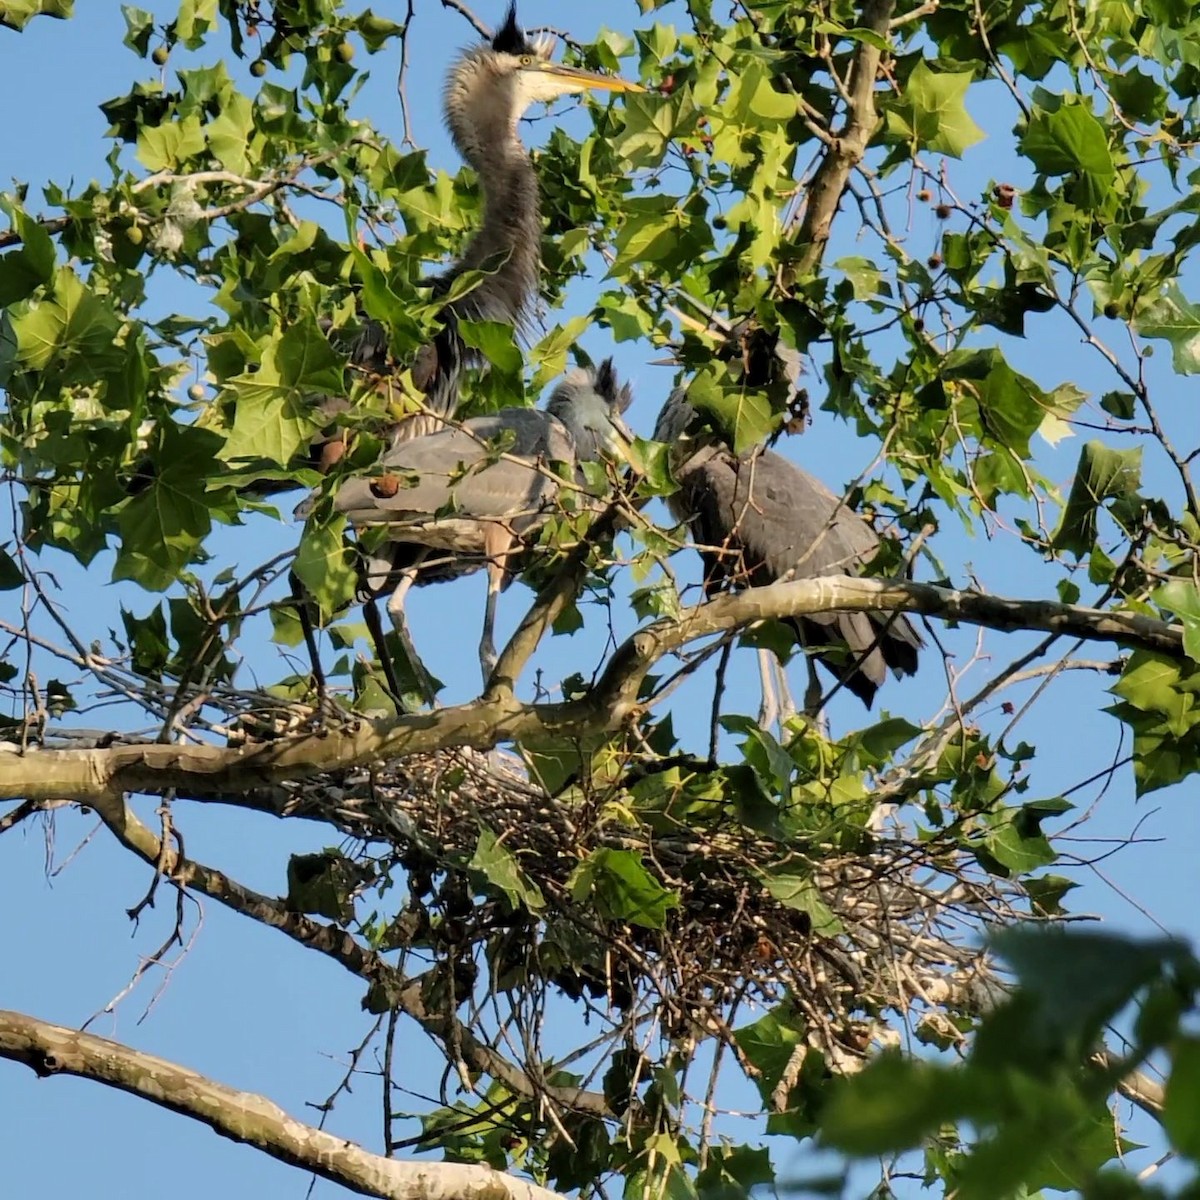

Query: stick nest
[272,741,1015,1077]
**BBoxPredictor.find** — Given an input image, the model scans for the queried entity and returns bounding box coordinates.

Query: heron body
[341,6,642,447]
[336,360,635,687]
[655,390,921,710]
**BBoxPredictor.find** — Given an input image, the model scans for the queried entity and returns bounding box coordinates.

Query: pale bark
[0,1008,567,1200]
[793,0,897,272]
[0,575,1182,803]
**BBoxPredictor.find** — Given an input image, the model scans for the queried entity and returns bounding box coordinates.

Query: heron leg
[757,648,779,732]
[478,561,503,686]
[290,571,332,716]
[801,653,831,735]
[362,596,404,709]
[384,555,439,708]
[774,656,797,727]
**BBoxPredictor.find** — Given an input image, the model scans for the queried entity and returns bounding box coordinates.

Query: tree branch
[1091,1049,1165,1122]
[0,576,1180,802]
[0,1007,566,1200]
[793,0,896,273]
[83,792,614,1121]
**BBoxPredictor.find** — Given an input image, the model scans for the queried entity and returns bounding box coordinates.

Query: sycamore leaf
[1021,103,1114,178]
[568,848,678,929]
[1152,580,1200,662]
[1135,285,1200,374]
[0,0,72,30]
[1051,441,1142,557]
[887,61,984,157]
[470,828,545,912]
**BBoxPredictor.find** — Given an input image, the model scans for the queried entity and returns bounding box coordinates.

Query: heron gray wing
[334,408,576,527]
[674,446,920,706]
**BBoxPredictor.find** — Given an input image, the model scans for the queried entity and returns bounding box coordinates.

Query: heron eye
[519,54,534,65]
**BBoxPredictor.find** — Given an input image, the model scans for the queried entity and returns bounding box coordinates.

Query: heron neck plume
[444,75,540,331]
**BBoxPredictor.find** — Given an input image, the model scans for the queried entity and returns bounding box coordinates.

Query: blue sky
[1,2,1198,1196]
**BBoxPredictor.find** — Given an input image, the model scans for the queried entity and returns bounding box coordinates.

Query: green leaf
[120,5,153,55]
[1024,874,1079,917]
[1152,580,1200,661]
[568,848,678,929]
[886,61,984,157]
[1110,651,1194,716]
[9,266,119,371]
[0,199,56,305]
[529,316,592,389]
[354,9,405,52]
[685,366,776,454]
[286,851,359,923]
[1021,103,1114,179]
[217,321,340,469]
[293,518,358,619]
[0,0,73,30]
[457,317,524,376]
[175,0,216,49]
[469,828,545,912]
[0,546,23,590]
[136,116,206,171]
[756,867,844,935]
[820,1053,976,1154]
[1165,1038,1200,1157]
[207,92,254,174]
[695,1146,775,1199]
[1051,440,1142,556]
[113,426,219,591]
[1135,285,1200,374]
[734,1004,808,1106]
[987,926,1190,1059]
[978,817,1057,875]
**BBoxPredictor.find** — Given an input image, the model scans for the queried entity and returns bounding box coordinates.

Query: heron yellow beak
[535,62,645,94]
[609,419,646,476]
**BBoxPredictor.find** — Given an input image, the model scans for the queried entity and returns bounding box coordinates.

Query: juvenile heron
[335,360,635,690]
[321,5,643,462]
[654,390,921,722]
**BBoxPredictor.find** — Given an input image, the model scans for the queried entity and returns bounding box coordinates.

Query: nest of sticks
[269,739,1014,1077]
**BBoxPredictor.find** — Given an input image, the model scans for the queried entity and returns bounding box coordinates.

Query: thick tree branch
[0,1008,565,1200]
[0,577,1180,802]
[84,792,614,1121]
[793,0,896,273]
[1091,1049,1165,1121]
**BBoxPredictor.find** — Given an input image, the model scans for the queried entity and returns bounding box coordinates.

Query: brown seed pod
[370,473,401,499]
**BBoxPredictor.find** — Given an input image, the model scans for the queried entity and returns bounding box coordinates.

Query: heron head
[548,358,640,469]
[447,4,643,140]
[653,388,704,444]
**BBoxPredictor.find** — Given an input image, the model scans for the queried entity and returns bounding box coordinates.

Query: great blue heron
[334,359,635,691]
[320,4,643,463]
[291,8,640,700]
[654,390,922,723]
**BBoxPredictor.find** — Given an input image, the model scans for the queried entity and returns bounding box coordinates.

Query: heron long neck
[446,103,540,330]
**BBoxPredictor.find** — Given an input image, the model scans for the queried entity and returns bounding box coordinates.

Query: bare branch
[84,792,614,1121]
[438,0,491,39]
[0,1007,566,1200]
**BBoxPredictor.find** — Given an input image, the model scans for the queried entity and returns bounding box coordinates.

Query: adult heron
[319,5,643,464]
[334,359,636,691]
[654,390,921,722]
